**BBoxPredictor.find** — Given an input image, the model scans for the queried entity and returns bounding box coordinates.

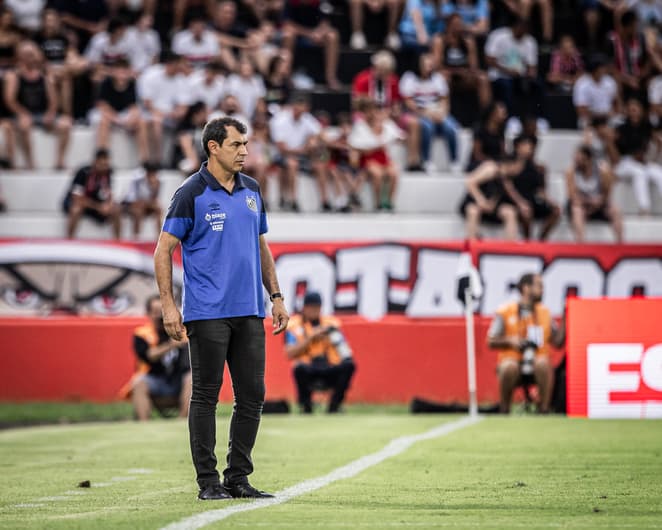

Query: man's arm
[487,314,522,350]
[154,231,186,340]
[259,234,289,334]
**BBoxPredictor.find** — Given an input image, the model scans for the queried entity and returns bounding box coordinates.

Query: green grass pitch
[1,411,661,529]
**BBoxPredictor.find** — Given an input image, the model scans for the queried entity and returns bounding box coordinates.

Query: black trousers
[293,360,356,413]
[186,317,265,489]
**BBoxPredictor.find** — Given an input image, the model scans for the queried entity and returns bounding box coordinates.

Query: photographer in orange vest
[488,273,565,413]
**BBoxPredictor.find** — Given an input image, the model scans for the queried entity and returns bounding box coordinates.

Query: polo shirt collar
[199,161,247,192]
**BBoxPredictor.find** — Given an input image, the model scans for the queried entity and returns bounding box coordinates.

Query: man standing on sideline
[154,117,289,501]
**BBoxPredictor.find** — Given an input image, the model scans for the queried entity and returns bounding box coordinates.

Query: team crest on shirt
[246,195,258,212]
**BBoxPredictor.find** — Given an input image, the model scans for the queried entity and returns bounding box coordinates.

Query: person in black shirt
[613,98,662,215]
[503,135,560,240]
[467,101,507,171]
[63,148,121,239]
[131,294,191,421]
[92,58,149,162]
[51,0,109,53]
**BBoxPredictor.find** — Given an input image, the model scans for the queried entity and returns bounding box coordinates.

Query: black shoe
[223,481,274,498]
[290,201,301,212]
[321,201,333,212]
[198,484,232,500]
[406,164,425,172]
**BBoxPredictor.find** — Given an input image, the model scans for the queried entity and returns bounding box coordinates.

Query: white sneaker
[423,160,437,174]
[450,161,463,174]
[385,32,401,50]
[350,32,367,50]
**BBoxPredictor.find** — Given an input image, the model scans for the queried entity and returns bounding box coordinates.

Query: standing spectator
[122,162,162,238]
[285,291,356,414]
[572,55,620,129]
[485,17,544,122]
[467,101,508,169]
[33,8,87,117]
[127,12,161,71]
[546,35,584,93]
[0,8,22,70]
[566,145,623,243]
[269,93,324,211]
[85,17,143,78]
[349,0,402,50]
[352,50,422,171]
[400,52,460,173]
[91,59,149,163]
[138,51,187,164]
[612,98,662,215]
[440,0,490,37]
[503,135,560,240]
[174,100,208,173]
[438,13,491,109]
[222,56,266,119]
[459,158,521,240]
[347,100,403,211]
[5,0,45,34]
[3,40,71,169]
[63,148,121,239]
[398,0,444,53]
[51,0,109,53]
[607,10,651,101]
[172,14,232,70]
[281,0,341,89]
[130,294,191,421]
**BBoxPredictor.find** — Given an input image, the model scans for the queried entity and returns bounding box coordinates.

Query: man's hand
[517,201,532,220]
[271,298,289,335]
[163,303,186,340]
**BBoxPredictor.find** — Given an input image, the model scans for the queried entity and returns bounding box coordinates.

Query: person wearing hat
[285,291,356,413]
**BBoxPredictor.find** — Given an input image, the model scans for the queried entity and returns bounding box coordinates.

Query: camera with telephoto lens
[519,340,538,375]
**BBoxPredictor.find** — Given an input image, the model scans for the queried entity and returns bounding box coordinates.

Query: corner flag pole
[464,279,479,418]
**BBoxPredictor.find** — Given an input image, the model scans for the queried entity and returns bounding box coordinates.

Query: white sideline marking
[161,415,483,530]
[127,468,154,474]
[13,503,46,508]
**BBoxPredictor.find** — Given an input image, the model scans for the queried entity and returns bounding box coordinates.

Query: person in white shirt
[122,161,162,238]
[179,61,226,111]
[172,15,233,70]
[485,17,543,120]
[5,0,45,33]
[399,53,460,173]
[649,73,662,127]
[572,56,620,129]
[347,99,404,211]
[269,94,324,212]
[222,57,266,120]
[85,17,143,78]
[127,13,161,72]
[138,52,187,163]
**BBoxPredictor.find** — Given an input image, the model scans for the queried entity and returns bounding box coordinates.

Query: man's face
[292,101,306,118]
[148,299,163,328]
[216,2,236,27]
[516,140,534,160]
[43,10,59,31]
[95,156,110,173]
[302,303,321,323]
[113,65,130,84]
[529,275,544,303]
[191,20,205,38]
[626,100,643,123]
[209,125,248,174]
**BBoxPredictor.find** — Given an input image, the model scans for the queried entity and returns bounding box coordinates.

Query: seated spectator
[91,58,149,163]
[281,0,340,89]
[485,17,544,123]
[650,71,662,127]
[503,135,560,240]
[460,158,521,240]
[347,99,403,211]
[3,40,71,169]
[440,0,490,37]
[467,101,508,169]
[85,16,142,78]
[172,13,233,70]
[138,51,187,164]
[487,272,564,414]
[269,93,324,211]
[349,0,402,50]
[352,50,422,171]
[565,145,623,243]
[210,94,251,132]
[546,35,584,93]
[398,0,444,53]
[222,56,266,119]
[399,52,460,173]
[607,10,652,102]
[438,13,491,109]
[63,149,121,239]
[323,111,363,211]
[131,294,191,420]
[5,0,45,34]
[572,55,620,129]
[499,0,553,45]
[122,162,162,239]
[49,0,109,53]
[180,60,226,113]
[127,12,161,71]
[34,8,87,117]
[264,53,293,112]
[243,115,274,208]
[0,114,15,168]
[171,0,213,32]
[174,100,208,173]
[285,291,356,414]
[579,0,606,51]
[611,98,662,215]
[0,8,23,70]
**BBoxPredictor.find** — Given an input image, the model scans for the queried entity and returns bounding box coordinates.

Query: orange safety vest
[286,314,343,366]
[494,301,552,364]
[117,321,159,399]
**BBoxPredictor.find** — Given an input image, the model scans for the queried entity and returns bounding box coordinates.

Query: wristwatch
[270,292,283,302]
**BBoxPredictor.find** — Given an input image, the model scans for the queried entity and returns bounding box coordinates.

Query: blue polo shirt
[163,162,268,322]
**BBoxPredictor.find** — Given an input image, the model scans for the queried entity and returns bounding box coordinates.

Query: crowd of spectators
[0,0,661,242]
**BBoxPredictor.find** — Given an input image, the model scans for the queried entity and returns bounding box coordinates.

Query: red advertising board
[567,298,662,418]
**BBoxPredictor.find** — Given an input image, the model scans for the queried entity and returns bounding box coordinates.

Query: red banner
[567,298,662,418]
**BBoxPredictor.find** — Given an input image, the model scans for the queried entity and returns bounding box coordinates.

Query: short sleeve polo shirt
[163,162,268,322]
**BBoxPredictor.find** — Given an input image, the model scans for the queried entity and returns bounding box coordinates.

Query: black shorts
[459,194,513,225]
[565,201,611,221]
[529,197,556,220]
[62,193,110,223]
